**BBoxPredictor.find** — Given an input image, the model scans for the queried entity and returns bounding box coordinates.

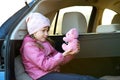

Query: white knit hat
[26,12,50,35]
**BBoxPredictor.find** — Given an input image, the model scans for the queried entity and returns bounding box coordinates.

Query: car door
[0,0,37,80]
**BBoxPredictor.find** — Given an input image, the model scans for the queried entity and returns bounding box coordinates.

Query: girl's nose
[45,31,48,36]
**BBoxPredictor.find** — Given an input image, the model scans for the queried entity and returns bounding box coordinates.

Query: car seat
[97,14,120,80]
[96,13,120,33]
[111,14,120,24]
[96,24,120,33]
[15,55,32,80]
[62,12,87,34]
[100,76,120,80]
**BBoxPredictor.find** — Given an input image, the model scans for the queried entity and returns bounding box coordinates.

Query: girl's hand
[62,49,72,56]
[75,40,80,53]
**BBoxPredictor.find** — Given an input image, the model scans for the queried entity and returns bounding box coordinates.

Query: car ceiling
[38,0,120,14]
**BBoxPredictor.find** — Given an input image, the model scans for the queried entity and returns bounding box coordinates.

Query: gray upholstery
[62,12,87,34]
[96,13,120,33]
[100,76,120,80]
[96,14,120,80]
[96,24,120,33]
[15,55,32,80]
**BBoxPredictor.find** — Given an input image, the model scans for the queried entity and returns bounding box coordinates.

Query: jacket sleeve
[23,42,64,71]
[62,55,74,65]
[52,46,75,65]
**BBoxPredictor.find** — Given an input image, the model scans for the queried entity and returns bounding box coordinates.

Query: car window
[96,9,118,33]
[102,9,117,25]
[0,0,33,27]
[49,6,93,35]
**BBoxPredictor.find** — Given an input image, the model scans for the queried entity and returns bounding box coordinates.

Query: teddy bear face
[63,28,78,42]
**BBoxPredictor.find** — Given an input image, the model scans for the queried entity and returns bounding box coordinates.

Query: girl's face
[33,26,49,42]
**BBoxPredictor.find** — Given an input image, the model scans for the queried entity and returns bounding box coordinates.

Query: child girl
[20,12,99,80]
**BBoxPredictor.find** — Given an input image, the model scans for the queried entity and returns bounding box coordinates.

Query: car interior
[1,0,120,80]
[96,13,120,33]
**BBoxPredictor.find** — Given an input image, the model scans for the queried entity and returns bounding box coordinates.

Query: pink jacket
[20,35,74,80]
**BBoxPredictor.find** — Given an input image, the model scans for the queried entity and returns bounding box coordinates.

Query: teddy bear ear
[71,28,76,34]
[71,29,74,34]
[72,28,79,36]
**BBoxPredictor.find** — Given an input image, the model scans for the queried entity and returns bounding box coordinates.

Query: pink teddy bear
[62,28,79,54]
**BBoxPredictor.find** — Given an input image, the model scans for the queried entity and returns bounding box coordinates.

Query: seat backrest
[62,12,87,34]
[96,24,120,33]
[96,14,120,33]
[15,55,32,80]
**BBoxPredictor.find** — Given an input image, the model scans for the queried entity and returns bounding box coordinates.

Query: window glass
[0,0,33,27]
[49,6,93,35]
[102,9,117,25]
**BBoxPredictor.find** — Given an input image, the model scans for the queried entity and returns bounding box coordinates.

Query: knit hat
[26,12,50,35]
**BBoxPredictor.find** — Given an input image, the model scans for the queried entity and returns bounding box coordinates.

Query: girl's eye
[42,30,48,33]
[42,29,46,32]
[47,30,49,32]
[44,29,49,32]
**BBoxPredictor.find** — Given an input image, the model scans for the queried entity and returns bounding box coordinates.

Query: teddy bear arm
[69,41,78,50]
[62,43,67,51]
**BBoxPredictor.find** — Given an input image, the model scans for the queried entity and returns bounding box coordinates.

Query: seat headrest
[112,14,120,24]
[62,12,87,34]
